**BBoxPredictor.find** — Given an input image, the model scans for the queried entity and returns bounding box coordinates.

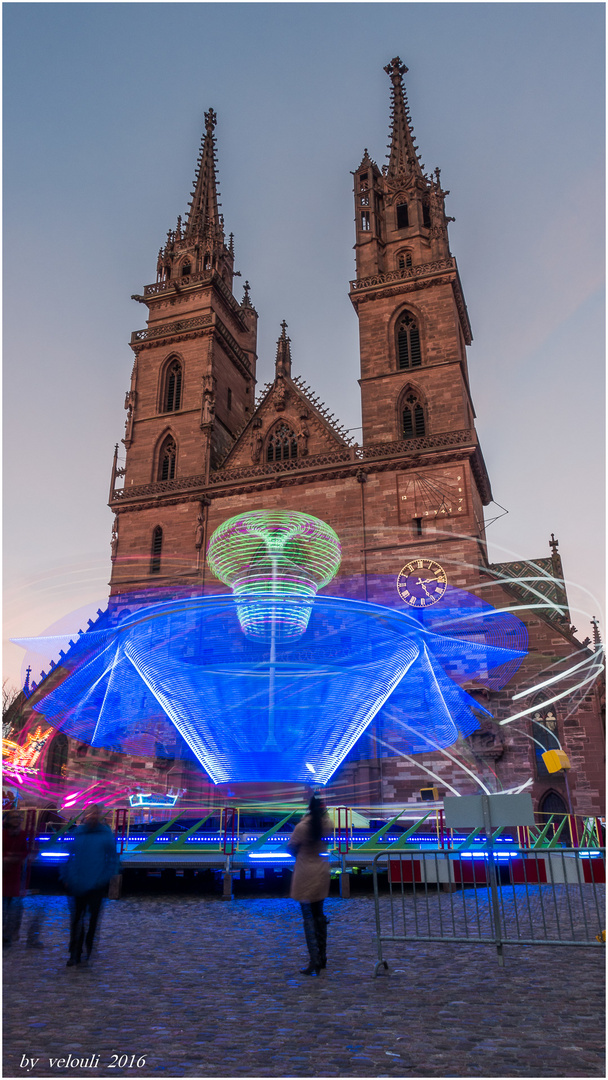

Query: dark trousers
[3,896,23,944]
[68,887,106,960]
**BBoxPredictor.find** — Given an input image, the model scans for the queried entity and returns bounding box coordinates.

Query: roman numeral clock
[397,558,448,608]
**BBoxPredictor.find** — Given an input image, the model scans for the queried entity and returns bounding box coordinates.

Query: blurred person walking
[60,804,119,967]
[287,794,332,976]
[3,810,44,949]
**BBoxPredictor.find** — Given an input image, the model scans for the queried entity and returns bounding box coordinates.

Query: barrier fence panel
[372,847,605,974]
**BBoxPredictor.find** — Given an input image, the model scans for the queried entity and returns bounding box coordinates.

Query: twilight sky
[3,2,605,690]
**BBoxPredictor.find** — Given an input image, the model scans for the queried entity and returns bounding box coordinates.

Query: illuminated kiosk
[24,510,528,788]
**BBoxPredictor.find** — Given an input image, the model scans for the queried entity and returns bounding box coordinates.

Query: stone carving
[297,417,309,456]
[251,430,264,463]
[194,514,205,550]
[350,258,455,292]
[272,377,289,412]
[110,517,119,560]
[201,374,215,428]
[466,728,504,760]
[131,314,213,343]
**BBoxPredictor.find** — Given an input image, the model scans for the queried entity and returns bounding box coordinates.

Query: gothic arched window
[158,437,177,481]
[150,526,163,574]
[164,360,182,412]
[530,704,560,779]
[397,312,422,369]
[46,732,68,783]
[181,262,191,278]
[398,252,412,270]
[267,422,298,463]
[402,391,426,440]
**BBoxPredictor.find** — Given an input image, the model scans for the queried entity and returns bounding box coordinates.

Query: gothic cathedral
[103,59,604,815]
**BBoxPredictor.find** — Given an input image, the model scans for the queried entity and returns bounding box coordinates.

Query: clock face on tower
[397,559,448,608]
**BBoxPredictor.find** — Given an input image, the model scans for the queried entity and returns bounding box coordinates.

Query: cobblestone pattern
[3,894,605,1078]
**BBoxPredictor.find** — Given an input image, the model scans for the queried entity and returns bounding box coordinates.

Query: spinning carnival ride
[16,511,527,788]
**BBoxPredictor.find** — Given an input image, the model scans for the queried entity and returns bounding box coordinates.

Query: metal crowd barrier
[372,846,605,973]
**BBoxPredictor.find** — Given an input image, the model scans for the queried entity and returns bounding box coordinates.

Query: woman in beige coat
[287,795,332,976]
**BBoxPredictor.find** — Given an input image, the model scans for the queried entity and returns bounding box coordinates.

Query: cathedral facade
[19,59,604,817]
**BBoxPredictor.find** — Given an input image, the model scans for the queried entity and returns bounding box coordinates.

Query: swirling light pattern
[16,588,527,786]
[207,510,341,640]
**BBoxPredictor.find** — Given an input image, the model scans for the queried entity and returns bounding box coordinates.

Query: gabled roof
[486,556,572,633]
[217,372,354,471]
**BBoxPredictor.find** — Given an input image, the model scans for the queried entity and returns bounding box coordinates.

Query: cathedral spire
[275,320,292,378]
[185,108,224,242]
[384,57,425,181]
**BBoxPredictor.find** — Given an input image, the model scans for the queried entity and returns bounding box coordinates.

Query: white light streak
[512,652,601,700]
[372,733,462,796]
[499,668,603,726]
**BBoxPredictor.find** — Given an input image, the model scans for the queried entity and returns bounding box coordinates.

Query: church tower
[351,58,492,580]
[109,109,258,594]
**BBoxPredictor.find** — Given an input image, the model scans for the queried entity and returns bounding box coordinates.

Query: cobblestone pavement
[3,892,604,1079]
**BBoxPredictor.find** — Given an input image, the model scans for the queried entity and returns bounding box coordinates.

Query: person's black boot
[300,905,321,975]
[314,913,329,970]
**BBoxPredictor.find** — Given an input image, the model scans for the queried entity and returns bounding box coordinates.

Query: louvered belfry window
[397,312,421,369]
[267,422,298,463]
[165,360,182,412]
[402,393,426,440]
[396,202,409,229]
[159,437,177,481]
[150,526,163,574]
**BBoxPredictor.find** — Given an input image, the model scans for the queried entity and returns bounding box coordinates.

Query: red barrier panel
[582,858,605,884]
[510,858,547,884]
[389,859,421,883]
[453,859,489,885]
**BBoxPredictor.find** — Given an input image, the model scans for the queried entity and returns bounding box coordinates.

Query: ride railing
[372,845,605,973]
[7,804,606,858]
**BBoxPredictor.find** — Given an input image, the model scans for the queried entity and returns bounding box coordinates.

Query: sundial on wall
[397,467,467,524]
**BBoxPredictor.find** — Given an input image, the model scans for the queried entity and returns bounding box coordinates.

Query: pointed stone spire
[241,280,252,308]
[591,617,602,648]
[185,108,223,242]
[384,57,425,181]
[275,320,292,378]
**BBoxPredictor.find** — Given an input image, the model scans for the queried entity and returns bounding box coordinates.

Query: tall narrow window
[361,211,370,231]
[47,732,68,782]
[532,708,559,778]
[164,360,182,412]
[267,422,298,463]
[203,253,211,271]
[181,262,191,278]
[397,312,422,369]
[159,437,177,481]
[396,203,409,229]
[150,526,163,574]
[402,393,426,440]
[422,200,431,228]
